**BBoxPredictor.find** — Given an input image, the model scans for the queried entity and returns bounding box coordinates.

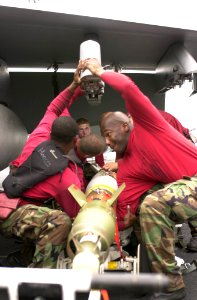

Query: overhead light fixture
[8,67,156,74]
[8,67,76,73]
[105,63,156,74]
[121,69,156,74]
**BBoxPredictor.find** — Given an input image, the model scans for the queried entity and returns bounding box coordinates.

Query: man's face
[101,121,129,156]
[78,123,91,138]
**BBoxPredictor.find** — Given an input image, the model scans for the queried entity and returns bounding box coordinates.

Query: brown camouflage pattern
[139,175,197,291]
[0,204,71,268]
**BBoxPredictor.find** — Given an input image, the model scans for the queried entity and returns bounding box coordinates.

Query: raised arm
[44,64,82,118]
[11,64,83,167]
[81,58,167,130]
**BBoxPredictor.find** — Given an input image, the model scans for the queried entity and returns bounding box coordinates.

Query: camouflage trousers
[139,176,197,291]
[0,204,71,268]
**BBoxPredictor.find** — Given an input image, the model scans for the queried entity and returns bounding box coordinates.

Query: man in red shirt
[81,58,197,300]
[102,110,194,175]
[159,110,193,142]
[0,63,106,268]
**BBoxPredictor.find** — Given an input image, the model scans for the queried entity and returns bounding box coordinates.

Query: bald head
[100,111,132,134]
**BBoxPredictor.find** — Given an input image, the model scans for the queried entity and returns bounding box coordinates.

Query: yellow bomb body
[67,170,125,271]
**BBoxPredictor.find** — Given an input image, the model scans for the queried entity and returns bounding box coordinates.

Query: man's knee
[140,195,155,213]
[141,192,171,217]
[49,211,72,243]
[58,212,72,236]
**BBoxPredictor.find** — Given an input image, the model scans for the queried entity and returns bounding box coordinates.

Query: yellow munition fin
[107,183,126,206]
[68,184,87,207]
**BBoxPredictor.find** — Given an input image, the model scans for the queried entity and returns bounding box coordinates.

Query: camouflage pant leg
[133,183,165,242]
[140,176,197,291]
[0,204,72,268]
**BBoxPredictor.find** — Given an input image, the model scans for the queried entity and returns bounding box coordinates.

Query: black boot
[187,234,197,252]
[0,251,27,267]
[0,242,35,267]
[149,288,186,300]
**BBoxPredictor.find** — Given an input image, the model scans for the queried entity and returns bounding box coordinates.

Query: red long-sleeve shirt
[100,71,197,229]
[159,110,190,139]
[11,86,85,218]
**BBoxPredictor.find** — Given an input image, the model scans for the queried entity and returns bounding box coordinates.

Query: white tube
[80,40,101,78]
[80,39,101,62]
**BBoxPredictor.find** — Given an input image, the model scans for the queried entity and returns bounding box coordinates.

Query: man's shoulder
[57,166,81,189]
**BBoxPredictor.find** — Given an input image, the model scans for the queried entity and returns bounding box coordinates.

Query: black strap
[21,196,54,206]
[181,259,197,275]
[175,226,186,249]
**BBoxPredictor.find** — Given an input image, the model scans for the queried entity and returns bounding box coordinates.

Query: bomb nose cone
[72,251,100,273]
[85,174,118,196]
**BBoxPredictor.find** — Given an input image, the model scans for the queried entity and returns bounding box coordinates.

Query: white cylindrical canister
[80,39,101,62]
[80,40,101,78]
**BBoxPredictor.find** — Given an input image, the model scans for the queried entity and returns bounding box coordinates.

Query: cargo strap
[181,259,197,275]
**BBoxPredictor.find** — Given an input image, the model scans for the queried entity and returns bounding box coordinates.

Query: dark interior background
[8,72,165,133]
